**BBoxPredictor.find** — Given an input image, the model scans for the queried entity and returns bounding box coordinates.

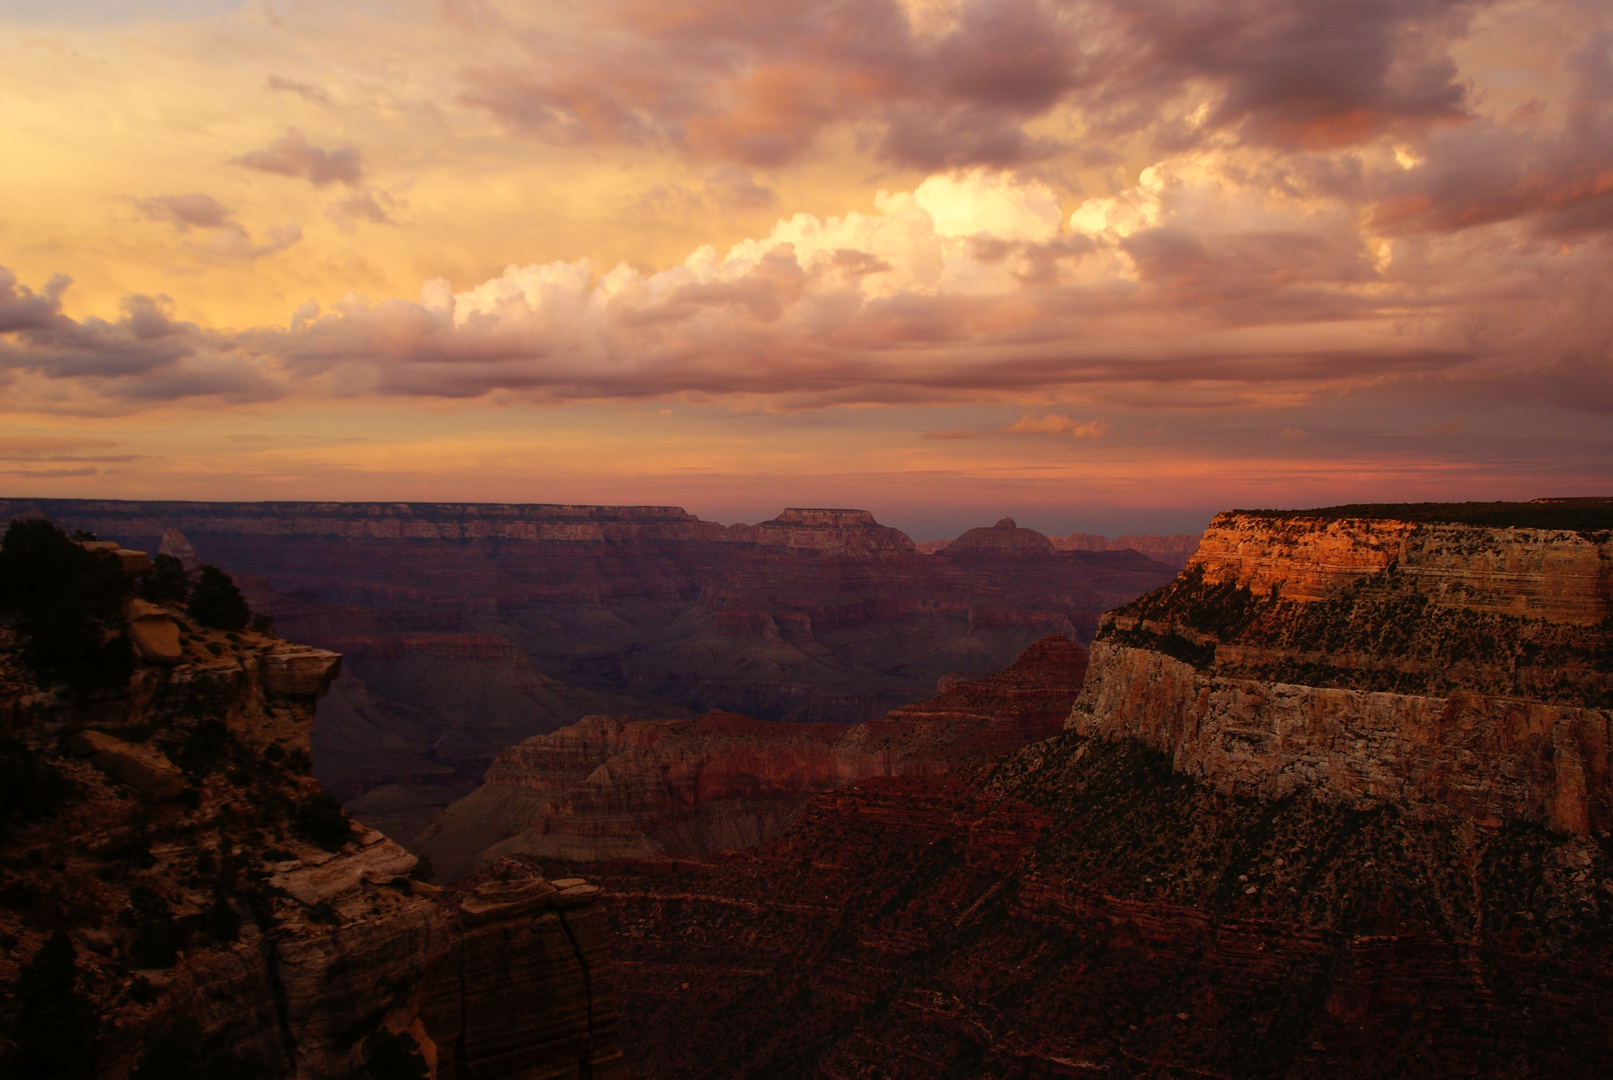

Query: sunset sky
[3,0,1611,538]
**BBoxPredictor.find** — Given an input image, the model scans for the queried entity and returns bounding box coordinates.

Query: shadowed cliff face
[576,738,1613,1080]
[0,540,626,1080]
[0,500,1175,832]
[417,635,1088,880]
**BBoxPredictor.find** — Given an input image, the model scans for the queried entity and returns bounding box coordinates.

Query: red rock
[417,636,1088,879]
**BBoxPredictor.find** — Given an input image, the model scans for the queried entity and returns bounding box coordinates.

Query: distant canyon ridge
[0,499,1193,839]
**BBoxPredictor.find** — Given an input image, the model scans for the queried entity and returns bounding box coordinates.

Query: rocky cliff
[0,500,1176,839]
[0,524,624,1079]
[575,499,1613,1078]
[1073,500,1613,835]
[564,737,1613,1078]
[417,635,1087,879]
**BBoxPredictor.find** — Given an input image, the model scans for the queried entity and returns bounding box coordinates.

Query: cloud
[0,269,70,333]
[266,74,331,105]
[233,129,363,186]
[5,139,1613,417]
[328,190,396,230]
[137,193,234,231]
[1007,413,1111,438]
[452,0,1488,169]
[205,222,303,261]
[921,428,979,439]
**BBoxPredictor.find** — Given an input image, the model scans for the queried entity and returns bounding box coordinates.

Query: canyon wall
[418,635,1087,879]
[1072,504,1613,834]
[0,499,1174,836]
[0,536,624,1079]
[576,742,1613,1079]
[581,500,1613,1078]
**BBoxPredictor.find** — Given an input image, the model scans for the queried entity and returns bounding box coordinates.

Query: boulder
[124,598,182,665]
[262,645,342,699]
[68,730,186,798]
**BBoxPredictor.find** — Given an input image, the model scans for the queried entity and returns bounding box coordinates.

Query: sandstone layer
[418,635,1087,879]
[1076,503,1613,835]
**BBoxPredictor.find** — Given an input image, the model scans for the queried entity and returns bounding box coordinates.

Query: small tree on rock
[187,565,249,630]
[143,553,190,604]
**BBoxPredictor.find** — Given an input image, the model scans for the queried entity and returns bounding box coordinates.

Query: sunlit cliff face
[2,0,1610,533]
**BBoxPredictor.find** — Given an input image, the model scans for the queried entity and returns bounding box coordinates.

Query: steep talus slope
[417,635,1087,879]
[0,499,1174,835]
[0,527,625,1079]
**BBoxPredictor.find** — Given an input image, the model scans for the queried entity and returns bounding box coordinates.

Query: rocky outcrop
[944,517,1056,555]
[418,636,1088,879]
[0,554,624,1079]
[1190,512,1612,620]
[1072,502,1613,835]
[1071,641,1612,833]
[418,872,626,1080]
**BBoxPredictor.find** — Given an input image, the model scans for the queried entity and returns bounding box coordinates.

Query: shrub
[360,1029,429,1080]
[6,931,98,1080]
[297,793,353,851]
[0,736,76,827]
[132,1016,265,1080]
[250,612,275,635]
[142,553,190,603]
[209,895,241,943]
[187,565,249,631]
[0,519,135,696]
[409,853,435,883]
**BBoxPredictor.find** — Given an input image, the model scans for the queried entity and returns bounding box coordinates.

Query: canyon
[558,498,1613,1078]
[0,500,1178,839]
[7,496,1613,1078]
[416,634,1087,880]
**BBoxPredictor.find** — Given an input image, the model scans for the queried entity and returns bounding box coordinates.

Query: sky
[2,0,1611,539]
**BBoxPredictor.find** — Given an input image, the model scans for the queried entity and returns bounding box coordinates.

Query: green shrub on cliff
[0,519,134,696]
[187,565,250,631]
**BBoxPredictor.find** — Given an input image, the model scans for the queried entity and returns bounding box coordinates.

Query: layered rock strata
[1,500,1177,830]
[418,635,1087,879]
[575,736,1613,1079]
[1073,502,1613,835]
[0,553,624,1079]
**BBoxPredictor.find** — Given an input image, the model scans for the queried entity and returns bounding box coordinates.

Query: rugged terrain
[570,498,1613,1078]
[0,500,1176,836]
[416,635,1087,880]
[0,528,625,1079]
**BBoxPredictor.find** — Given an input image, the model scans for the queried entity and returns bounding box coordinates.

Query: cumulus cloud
[6,135,1613,417]
[233,129,363,186]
